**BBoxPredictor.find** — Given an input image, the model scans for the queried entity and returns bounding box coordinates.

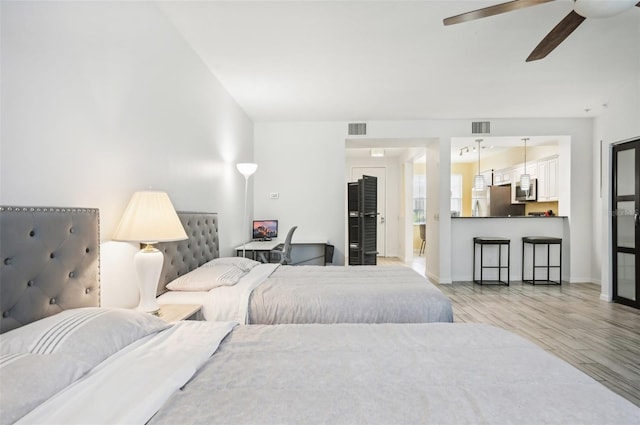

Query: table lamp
[113,191,187,312]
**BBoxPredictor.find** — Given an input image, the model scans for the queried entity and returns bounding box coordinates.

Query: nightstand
[156,304,202,322]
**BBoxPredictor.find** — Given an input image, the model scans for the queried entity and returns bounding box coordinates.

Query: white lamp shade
[520,174,531,191]
[236,163,258,178]
[474,174,485,191]
[113,191,187,244]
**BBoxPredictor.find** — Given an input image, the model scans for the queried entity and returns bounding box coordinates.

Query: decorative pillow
[0,308,169,366]
[0,352,86,425]
[166,264,248,291]
[206,257,261,272]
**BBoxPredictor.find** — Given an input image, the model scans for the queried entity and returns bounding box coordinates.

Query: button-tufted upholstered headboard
[155,211,219,296]
[0,207,100,334]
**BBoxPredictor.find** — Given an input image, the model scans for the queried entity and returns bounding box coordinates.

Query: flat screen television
[253,220,278,240]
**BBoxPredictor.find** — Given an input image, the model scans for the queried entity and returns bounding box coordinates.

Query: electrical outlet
[269,192,279,199]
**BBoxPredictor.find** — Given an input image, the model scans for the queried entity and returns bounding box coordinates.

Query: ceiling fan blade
[526,10,586,62]
[443,0,554,26]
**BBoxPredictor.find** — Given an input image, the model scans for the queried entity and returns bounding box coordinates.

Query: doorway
[612,138,640,309]
[351,167,386,257]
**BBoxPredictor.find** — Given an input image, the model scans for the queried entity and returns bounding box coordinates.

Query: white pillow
[166,264,248,291]
[206,257,261,272]
[0,307,169,363]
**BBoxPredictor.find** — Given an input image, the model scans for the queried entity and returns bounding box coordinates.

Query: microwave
[515,179,537,202]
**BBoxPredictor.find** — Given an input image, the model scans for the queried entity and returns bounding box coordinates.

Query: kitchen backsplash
[525,201,559,216]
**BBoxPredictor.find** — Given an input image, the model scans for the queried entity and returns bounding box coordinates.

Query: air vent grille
[472,121,490,134]
[348,123,367,136]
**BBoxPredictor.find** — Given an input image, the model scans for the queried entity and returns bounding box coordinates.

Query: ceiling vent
[472,121,490,134]
[348,123,367,136]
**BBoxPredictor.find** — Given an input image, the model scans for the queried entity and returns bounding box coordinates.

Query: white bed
[4,308,639,425]
[157,259,454,324]
[153,212,453,324]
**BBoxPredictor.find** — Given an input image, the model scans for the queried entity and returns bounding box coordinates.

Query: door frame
[611,137,640,309]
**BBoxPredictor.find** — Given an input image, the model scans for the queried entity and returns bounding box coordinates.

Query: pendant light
[473,139,485,191]
[520,137,531,192]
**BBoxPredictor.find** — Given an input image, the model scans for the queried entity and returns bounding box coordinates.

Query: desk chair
[271,226,297,265]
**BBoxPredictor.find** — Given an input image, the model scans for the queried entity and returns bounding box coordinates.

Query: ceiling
[158,0,640,123]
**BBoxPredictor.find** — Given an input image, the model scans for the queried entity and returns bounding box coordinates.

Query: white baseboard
[427,271,449,284]
[600,293,612,302]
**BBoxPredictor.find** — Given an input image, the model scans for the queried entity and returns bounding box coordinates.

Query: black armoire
[348,175,378,265]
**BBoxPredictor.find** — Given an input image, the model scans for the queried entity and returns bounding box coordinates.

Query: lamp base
[134,244,163,313]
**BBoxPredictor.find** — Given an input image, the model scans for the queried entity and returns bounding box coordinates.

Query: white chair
[271,226,297,265]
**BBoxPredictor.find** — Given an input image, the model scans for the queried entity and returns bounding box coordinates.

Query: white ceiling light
[574,0,638,18]
[370,148,385,157]
[473,139,485,191]
[520,137,531,193]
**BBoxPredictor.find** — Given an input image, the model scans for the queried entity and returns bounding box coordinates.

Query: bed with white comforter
[4,308,639,425]
[157,259,453,324]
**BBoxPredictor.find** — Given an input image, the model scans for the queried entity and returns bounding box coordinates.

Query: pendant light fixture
[473,138,485,191]
[520,137,531,193]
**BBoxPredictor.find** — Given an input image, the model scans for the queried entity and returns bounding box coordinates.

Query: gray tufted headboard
[0,207,100,333]
[155,211,219,296]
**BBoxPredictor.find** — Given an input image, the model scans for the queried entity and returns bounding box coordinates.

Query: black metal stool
[473,237,510,286]
[522,236,562,285]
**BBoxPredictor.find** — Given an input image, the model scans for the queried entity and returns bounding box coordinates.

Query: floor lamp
[236,163,258,258]
[113,190,187,313]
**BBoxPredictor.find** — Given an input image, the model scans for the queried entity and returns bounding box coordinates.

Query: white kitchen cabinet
[536,155,559,201]
[547,156,558,200]
[493,168,511,185]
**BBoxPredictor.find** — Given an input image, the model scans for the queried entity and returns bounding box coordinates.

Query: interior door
[612,138,640,309]
[352,167,386,257]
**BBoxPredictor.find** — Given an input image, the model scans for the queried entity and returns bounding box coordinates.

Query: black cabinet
[348,175,378,265]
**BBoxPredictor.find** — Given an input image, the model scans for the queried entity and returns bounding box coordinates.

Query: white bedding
[158,263,453,324]
[158,263,278,323]
[15,321,236,425]
[9,320,640,425]
[149,323,640,425]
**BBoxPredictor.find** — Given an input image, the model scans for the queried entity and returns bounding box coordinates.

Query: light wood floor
[378,255,640,407]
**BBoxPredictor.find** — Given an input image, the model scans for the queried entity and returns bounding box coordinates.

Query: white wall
[254,122,347,264]
[255,119,595,283]
[1,1,254,306]
[595,79,640,300]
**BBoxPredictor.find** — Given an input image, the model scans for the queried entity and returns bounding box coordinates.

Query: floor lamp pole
[242,175,249,258]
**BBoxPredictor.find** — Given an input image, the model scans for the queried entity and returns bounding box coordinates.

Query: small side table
[156,304,202,322]
[473,237,510,286]
[522,236,562,285]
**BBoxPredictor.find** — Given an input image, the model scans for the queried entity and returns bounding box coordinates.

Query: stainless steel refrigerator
[471,185,525,217]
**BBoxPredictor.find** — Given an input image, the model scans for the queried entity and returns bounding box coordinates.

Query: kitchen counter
[452,216,567,218]
[451,216,567,282]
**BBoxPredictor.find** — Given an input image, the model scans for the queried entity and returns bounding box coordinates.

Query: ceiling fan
[443,0,640,62]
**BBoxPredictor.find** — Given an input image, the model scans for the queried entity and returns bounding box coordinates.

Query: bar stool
[473,237,510,286]
[521,236,562,285]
